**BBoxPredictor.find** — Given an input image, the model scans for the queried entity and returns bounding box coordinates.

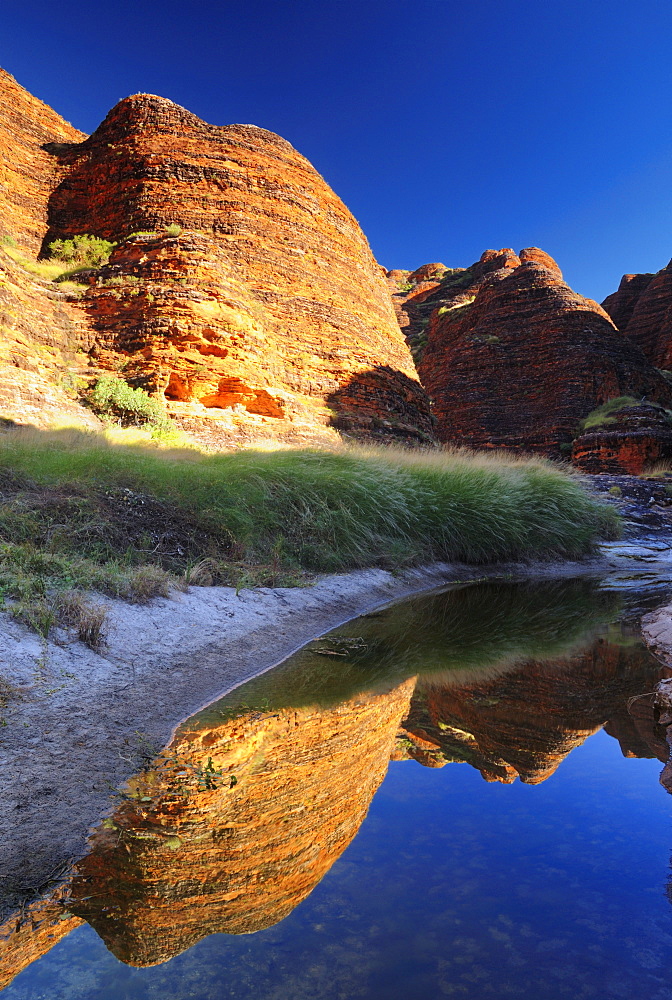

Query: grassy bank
[0,428,618,639]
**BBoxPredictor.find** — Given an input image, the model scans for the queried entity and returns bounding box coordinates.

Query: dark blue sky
[3,0,672,300]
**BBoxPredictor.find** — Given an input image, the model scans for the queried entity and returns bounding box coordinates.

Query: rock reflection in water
[399,637,667,782]
[65,578,626,968]
[68,678,416,967]
[1,576,667,988]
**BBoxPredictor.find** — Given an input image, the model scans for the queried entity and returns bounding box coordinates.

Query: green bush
[164,223,182,237]
[47,234,116,268]
[88,376,172,435]
[0,235,17,248]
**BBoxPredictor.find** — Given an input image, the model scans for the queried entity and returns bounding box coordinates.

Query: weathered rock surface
[68,680,415,966]
[0,249,99,429]
[602,273,655,335]
[0,68,84,254]
[414,248,671,456]
[603,262,672,369]
[44,94,431,443]
[0,71,98,428]
[0,897,82,992]
[0,71,431,445]
[572,402,672,474]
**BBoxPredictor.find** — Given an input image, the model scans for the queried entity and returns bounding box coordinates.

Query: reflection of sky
[6,728,672,1000]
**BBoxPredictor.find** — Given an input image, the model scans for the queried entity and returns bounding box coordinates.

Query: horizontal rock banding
[44,94,432,442]
[603,260,672,369]
[69,680,415,967]
[415,248,670,456]
[0,71,431,444]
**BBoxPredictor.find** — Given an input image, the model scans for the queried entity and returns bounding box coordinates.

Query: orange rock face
[0,71,431,445]
[0,898,82,992]
[602,260,672,369]
[68,680,414,967]
[0,249,100,429]
[0,68,84,253]
[415,248,671,456]
[0,70,99,427]
[571,402,672,474]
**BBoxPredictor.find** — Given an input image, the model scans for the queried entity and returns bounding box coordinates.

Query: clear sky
[3,0,672,301]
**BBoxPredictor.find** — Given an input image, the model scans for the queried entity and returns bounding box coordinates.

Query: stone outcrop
[0,70,431,445]
[68,679,414,967]
[399,638,662,783]
[413,248,671,456]
[44,94,431,444]
[603,262,672,368]
[0,68,84,254]
[0,70,98,428]
[0,247,100,430]
[572,401,672,474]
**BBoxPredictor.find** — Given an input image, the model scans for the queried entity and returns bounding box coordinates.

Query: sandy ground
[0,540,670,917]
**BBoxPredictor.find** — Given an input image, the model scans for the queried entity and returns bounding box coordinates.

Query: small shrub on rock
[89,376,172,435]
[47,234,116,268]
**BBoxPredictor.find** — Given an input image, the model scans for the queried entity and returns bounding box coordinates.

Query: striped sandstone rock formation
[0,70,431,445]
[68,680,415,966]
[413,248,670,456]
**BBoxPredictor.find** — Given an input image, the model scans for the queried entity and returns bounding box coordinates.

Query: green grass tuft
[579,396,645,431]
[0,429,618,577]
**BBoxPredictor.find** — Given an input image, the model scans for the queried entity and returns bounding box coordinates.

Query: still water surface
[4,578,672,999]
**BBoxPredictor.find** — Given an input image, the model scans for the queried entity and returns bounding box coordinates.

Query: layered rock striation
[0,71,431,445]
[603,261,672,369]
[0,68,84,254]
[413,248,671,456]
[69,680,415,967]
[44,94,431,443]
[399,638,662,783]
[572,401,672,474]
[0,71,99,427]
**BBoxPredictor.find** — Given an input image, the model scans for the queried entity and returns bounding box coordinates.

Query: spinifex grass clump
[578,395,672,431]
[0,429,618,590]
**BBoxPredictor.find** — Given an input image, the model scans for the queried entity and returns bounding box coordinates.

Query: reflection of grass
[185,579,620,727]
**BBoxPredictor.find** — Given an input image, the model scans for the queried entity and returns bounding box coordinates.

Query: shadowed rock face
[415,248,670,456]
[603,262,672,368]
[0,72,431,444]
[400,638,663,782]
[68,680,415,967]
